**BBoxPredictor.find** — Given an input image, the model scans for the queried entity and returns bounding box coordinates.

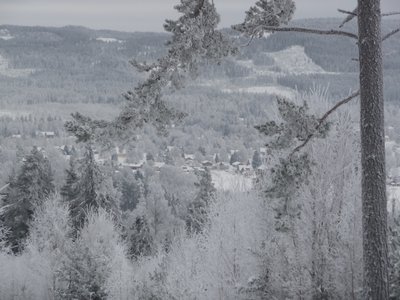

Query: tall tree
[358,1,388,298]
[1,146,54,252]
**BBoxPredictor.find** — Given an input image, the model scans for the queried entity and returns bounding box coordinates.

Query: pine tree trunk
[357,0,389,298]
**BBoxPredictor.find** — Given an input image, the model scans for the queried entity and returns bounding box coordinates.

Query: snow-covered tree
[69,144,119,232]
[251,150,262,170]
[123,210,154,259]
[59,209,128,300]
[116,168,142,212]
[233,1,396,296]
[60,155,79,205]
[143,178,180,248]
[186,168,216,234]
[159,165,197,219]
[26,193,73,298]
[233,0,295,35]
[0,223,9,253]
[1,146,54,252]
[62,0,398,297]
[66,0,236,143]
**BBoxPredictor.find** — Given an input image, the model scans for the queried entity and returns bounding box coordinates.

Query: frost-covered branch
[251,25,358,39]
[382,27,400,42]
[381,12,400,17]
[338,9,400,18]
[66,0,236,143]
[290,90,360,156]
[338,9,357,17]
[338,7,358,28]
[234,1,357,41]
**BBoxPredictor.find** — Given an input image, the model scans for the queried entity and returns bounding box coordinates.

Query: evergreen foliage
[117,168,142,212]
[59,210,125,300]
[252,150,262,169]
[124,212,153,258]
[186,168,216,234]
[255,97,330,230]
[66,0,236,143]
[1,147,54,252]
[233,0,296,36]
[69,144,119,232]
[60,155,79,205]
[255,97,330,150]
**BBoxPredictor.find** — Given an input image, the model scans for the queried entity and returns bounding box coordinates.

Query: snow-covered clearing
[0,29,14,40]
[221,85,296,99]
[0,54,34,78]
[267,45,335,75]
[96,37,124,43]
[211,170,253,192]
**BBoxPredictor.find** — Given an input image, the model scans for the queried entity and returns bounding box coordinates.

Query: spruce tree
[1,146,54,252]
[60,155,79,205]
[124,213,153,258]
[252,150,262,170]
[118,169,141,212]
[186,168,216,234]
[70,144,119,232]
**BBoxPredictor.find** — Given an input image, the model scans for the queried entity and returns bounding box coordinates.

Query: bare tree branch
[254,25,358,39]
[339,6,358,28]
[338,10,400,18]
[242,34,256,47]
[382,12,400,17]
[290,90,360,156]
[338,9,357,16]
[382,27,400,42]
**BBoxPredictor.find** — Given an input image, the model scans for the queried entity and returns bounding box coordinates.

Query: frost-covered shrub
[131,190,266,299]
[0,194,71,299]
[59,209,130,300]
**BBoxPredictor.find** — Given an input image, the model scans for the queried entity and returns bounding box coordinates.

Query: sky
[0,0,398,32]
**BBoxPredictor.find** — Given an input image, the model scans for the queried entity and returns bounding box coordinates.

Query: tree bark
[358,0,389,298]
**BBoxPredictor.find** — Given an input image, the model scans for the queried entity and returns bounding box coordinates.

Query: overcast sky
[0,0,398,32]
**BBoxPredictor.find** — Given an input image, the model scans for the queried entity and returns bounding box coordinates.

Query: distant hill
[0,20,399,106]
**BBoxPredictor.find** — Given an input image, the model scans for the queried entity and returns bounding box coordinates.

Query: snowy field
[96,37,124,43]
[221,85,296,99]
[0,29,14,40]
[211,170,253,192]
[218,45,338,98]
[266,45,336,75]
[0,54,34,78]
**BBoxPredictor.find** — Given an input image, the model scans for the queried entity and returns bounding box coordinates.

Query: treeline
[0,143,218,298]
[0,114,63,138]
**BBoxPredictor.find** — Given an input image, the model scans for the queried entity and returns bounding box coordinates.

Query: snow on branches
[66,0,236,144]
[233,0,296,37]
[256,97,330,231]
[256,97,330,150]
